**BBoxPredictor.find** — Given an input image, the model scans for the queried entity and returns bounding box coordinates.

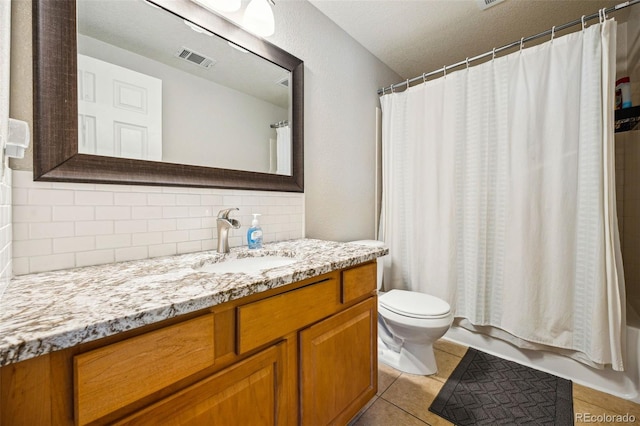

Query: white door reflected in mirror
[78,54,163,161]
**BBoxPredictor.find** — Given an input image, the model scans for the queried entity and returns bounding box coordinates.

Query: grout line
[377,396,431,425]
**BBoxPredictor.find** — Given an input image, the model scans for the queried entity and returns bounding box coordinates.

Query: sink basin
[195,255,299,274]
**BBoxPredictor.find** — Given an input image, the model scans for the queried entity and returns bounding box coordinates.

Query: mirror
[33,0,304,191]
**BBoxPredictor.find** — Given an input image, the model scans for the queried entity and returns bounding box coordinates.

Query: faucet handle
[217,207,239,219]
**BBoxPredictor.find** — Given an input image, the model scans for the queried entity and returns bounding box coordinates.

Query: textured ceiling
[309,0,629,81]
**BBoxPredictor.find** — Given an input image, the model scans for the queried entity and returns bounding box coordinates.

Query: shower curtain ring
[422,72,427,83]
[390,84,394,94]
[492,48,496,60]
[465,57,470,69]
[581,15,586,30]
[551,26,556,40]
[602,7,608,21]
[406,79,410,89]
[519,37,524,53]
[443,65,447,77]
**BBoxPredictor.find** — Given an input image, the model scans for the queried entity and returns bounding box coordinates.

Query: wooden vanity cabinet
[0,261,377,426]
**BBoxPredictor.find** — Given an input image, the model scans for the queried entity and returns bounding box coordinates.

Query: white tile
[115,220,148,234]
[30,222,75,239]
[202,239,215,251]
[53,236,96,254]
[12,257,29,276]
[148,243,177,258]
[115,246,148,262]
[148,193,176,206]
[200,195,224,206]
[75,221,114,236]
[50,182,94,191]
[162,206,190,218]
[12,187,27,205]
[95,206,131,221]
[190,228,213,241]
[29,189,73,206]
[128,185,163,193]
[29,253,75,273]
[177,218,201,230]
[163,230,190,243]
[96,234,131,249]
[132,232,163,246]
[75,191,114,206]
[189,206,211,218]
[12,170,40,188]
[13,205,52,223]
[114,192,148,206]
[223,195,242,206]
[12,223,29,241]
[52,206,95,222]
[94,183,129,192]
[13,239,52,257]
[76,249,115,268]
[176,194,200,206]
[177,241,201,254]
[201,217,216,228]
[132,206,163,219]
[148,219,176,232]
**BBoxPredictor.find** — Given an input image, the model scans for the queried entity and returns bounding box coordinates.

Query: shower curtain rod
[377,0,640,95]
[270,120,289,128]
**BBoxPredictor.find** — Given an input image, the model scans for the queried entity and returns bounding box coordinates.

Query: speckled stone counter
[0,239,387,367]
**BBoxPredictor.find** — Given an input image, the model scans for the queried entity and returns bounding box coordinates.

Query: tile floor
[350,339,640,425]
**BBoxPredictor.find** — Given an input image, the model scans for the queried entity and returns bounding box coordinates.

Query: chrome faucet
[216,208,241,253]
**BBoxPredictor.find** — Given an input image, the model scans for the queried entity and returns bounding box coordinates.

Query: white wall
[78,34,286,173]
[270,1,401,241]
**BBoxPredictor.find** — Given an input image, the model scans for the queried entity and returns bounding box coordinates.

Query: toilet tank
[350,240,387,291]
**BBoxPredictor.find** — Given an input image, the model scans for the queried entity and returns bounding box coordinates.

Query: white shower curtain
[379,20,626,370]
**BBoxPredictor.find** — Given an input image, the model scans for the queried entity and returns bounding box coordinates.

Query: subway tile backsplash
[12,170,304,275]
[0,169,11,298]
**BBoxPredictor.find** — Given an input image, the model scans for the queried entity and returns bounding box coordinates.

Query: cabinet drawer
[114,342,286,426]
[237,273,340,354]
[74,314,215,425]
[342,262,377,304]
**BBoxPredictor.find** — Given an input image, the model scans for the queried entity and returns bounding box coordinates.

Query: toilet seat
[379,289,451,319]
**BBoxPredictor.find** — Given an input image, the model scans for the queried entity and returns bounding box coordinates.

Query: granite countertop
[0,239,387,367]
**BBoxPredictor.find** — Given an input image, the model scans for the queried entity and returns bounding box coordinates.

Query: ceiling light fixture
[192,0,241,13]
[243,0,275,37]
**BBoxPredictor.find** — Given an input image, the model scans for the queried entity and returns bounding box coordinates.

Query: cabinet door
[115,342,287,426]
[299,298,377,425]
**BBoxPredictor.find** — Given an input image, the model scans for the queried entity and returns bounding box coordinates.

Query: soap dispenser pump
[247,213,263,249]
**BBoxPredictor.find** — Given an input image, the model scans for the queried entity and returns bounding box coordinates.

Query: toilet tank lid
[379,289,451,318]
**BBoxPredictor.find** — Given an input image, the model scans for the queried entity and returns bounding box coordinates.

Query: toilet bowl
[351,240,453,376]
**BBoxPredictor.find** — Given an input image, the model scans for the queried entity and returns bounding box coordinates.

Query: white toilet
[352,240,453,376]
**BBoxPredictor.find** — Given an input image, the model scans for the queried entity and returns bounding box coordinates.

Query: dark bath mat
[429,347,573,425]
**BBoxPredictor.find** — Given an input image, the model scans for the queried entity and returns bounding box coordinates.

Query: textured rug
[429,348,573,425]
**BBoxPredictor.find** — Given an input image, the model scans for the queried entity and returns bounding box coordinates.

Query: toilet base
[378,337,438,375]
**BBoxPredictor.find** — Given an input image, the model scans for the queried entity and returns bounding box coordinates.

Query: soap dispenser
[247,214,263,249]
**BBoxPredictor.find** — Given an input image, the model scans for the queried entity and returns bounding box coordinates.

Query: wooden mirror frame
[33,0,304,192]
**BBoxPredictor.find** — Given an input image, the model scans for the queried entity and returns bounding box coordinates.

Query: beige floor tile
[378,361,402,396]
[352,398,428,426]
[573,383,640,419]
[431,349,462,383]
[380,372,454,426]
[433,339,468,358]
[348,396,379,426]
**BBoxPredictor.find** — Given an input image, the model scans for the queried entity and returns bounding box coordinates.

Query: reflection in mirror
[76,0,292,175]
